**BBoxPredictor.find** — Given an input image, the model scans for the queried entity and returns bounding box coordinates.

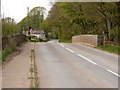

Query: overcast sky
[1,0,52,22]
[1,0,118,23]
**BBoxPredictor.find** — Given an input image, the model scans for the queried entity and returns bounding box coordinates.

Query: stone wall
[2,34,26,50]
[72,35,103,47]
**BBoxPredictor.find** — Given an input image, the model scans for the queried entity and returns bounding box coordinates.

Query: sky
[1,0,119,23]
[1,0,52,23]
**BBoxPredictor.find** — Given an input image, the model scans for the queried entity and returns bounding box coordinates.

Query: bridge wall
[2,34,26,50]
[72,35,103,47]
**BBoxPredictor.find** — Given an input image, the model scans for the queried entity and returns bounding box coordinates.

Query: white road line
[59,44,65,47]
[107,69,120,77]
[77,54,97,65]
[59,44,119,77]
[66,48,74,53]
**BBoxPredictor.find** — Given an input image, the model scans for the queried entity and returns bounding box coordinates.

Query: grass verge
[96,45,120,54]
[1,44,16,64]
[59,39,72,43]
[0,52,2,64]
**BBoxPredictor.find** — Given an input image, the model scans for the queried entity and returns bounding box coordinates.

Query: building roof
[31,30,44,34]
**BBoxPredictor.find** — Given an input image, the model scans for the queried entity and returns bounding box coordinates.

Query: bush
[27,35,49,42]
[39,38,49,42]
[30,38,39,42]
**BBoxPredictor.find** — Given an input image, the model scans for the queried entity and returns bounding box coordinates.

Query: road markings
[59,44,65,47]
[59,44,119,77]
[77,54,97,65]
[66,48,74,53]
[107,69,120,77]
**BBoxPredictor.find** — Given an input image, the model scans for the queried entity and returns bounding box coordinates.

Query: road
[35,40,118,88]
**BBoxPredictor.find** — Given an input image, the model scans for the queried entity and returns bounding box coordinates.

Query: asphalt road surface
[35,40,118,88]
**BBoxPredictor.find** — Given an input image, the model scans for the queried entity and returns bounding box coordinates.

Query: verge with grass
[96,45,120,54]
[0,52,2,64]
[2,44,16,63]
[59,39,72,43]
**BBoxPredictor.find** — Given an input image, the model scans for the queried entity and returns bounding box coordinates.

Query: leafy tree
[17,6,46,33]
[2,17,16,36]
[43,2,119,43]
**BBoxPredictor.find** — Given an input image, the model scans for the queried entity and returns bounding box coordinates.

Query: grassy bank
[0,52,2,64]
[0,44,16,64]
[96,45,120,54]
[59,39,72,43]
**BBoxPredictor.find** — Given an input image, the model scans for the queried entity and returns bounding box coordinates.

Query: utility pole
[27,7,31,36]
[0,0,1,20]
[27,7,31,41]
[27,7,30,29]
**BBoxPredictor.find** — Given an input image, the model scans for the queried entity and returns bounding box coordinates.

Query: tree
[2,17,16,36]
[17,6,46,33]
[43,2,119,43]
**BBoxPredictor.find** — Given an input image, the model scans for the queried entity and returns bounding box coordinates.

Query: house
[23,30,45,39]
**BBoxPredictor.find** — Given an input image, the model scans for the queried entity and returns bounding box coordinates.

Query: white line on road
[107,69,120,77]
[66,48,74,53]
[59,44,119,77]
[77,53,120,77]
[77,54,97,65]
[59,44,65,47]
